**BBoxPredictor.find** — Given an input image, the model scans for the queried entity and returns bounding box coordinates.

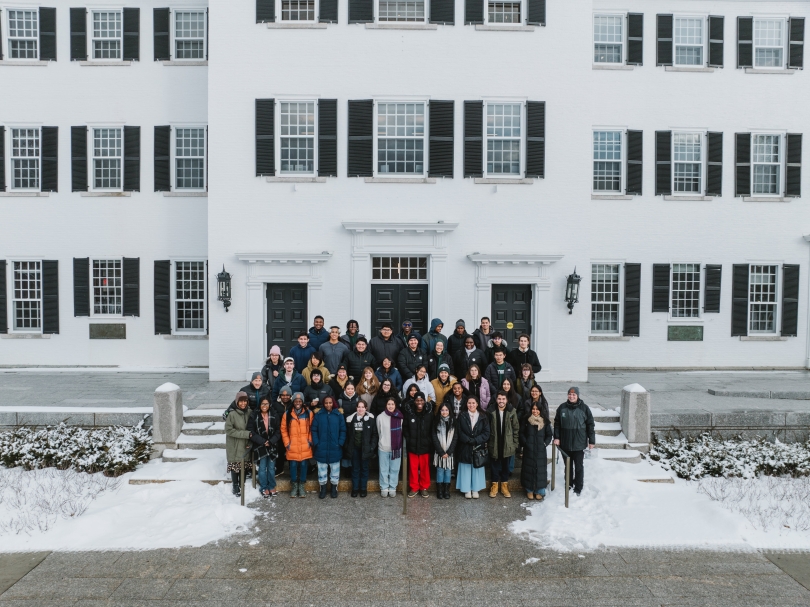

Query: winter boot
[444,483,451,499]
[436,484,443,499]
[289,482,298,498]
[330,482,338,498]
[501,482,512,498]
[489,481,499,498]
[299,482,307,498]
[319,484,328,499]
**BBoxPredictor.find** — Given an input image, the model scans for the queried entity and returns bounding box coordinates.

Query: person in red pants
[403,392,434,497]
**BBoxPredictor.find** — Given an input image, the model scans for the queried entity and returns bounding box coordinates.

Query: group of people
[224,315,596,501]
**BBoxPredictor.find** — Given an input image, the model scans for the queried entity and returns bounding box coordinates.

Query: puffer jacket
[248,408,282,460]
[308,326,329,350]
[430,375,457,412]
[472,327,495,352]
[240,382,271,411]
[553,399,596,453]
[402,375,436,403]
[427,350,455,380]
[346,347,376,381]
[303,380,333,409]
[488,404,520,460]
[446,328,470,360]
[225,406,252,464]
[520,417,553,491]
[370,388,401,417]
[507,348,542,374]
[337,391,360,417]
[395,329,423,352]
[281,407,314,462]
[461,377,491,411]
[368,332,402,366]
[484,361,517,395]
[261,358,284,386]
[397,346,427,381]
[289,344,316,373]
[403,407,434,455]
[311,406,346,463]
[456,410,491,465]
[454,347,488,379]
[343,412,379,460]
[375,366,403,393]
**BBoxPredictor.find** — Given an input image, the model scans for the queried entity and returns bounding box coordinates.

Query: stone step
[594,430,630,450]
[176,433,226,450]
[184,410,226,424]
[599,449,642,464]
[161,448,221,463]
[594,421,622,437]
[182,421,225,435]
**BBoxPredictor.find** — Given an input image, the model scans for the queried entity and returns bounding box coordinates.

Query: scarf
[465,346,475,355]
[434,416,455,469]
[528,414,544,428]
[385,408,403,460]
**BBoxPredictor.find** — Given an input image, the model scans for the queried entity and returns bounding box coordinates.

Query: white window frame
[592,129,623,193]
[373,98,428,178]
[669,263,703,320]
[592,13,625,65]
[483,99,524,179]
[9,259,42,334]
[671,130,705,196]
[748,263,780,334]
[672,15,707,68]
[89,125,124,192]
[750,131,785,197]
[171,259,208,335]
[275,99,318,176]
[88,9,123,61]
[371,256,429,283]
[485,0,523,26]
[171,8,207,61]
[752,16,788,70]
[375,0,427,23]
[8,125,41,192]
[278,0,318,22]
[590,262,623,335]
[90,258,123,317]
[5,7,39,60]
[171,124,207,191]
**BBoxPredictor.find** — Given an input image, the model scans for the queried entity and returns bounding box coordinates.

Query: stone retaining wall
[652,411,810,442]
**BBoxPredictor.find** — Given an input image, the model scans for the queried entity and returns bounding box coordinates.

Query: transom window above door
[372,257,427,281]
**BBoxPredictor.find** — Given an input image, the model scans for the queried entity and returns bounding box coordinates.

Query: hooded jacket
[308,326,330,350]
[225,406,252,464]
[553,398,596,452]
[281,406,314,462]
[271,370,307,403]
[375,366,403,393]
[369,330,403,366]
[248,407,282,460]
[397,345,427,381]
[427,349,455,380]
[507,347,542,374]
[402,375,436,403]
[446,320,470,360]
[421,318,447,354]
[403,406,434,455]
[345,345,376,381]
[302,361,331,385]
[488,404,520,460]
[343,411,379,460]
[289,343,316,373]
[311,405,346,463]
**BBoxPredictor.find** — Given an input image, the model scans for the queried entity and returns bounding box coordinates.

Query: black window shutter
[627,13,644,65]
[0,13,3,61]
[463,101,483,178]
[41,127,58,192]
[0,261,7,333]
[320,0,338,23]
[525,101,545,179]
[256,99,275,177]
[70,8,87,61]
[704,264,722,313]
[153,8,170,61]
[39,8,57,61]
[526,0,545,26]
[154,260,171,335]
[122,258,140,317]
[123,8,140,61]
[652,264,670,312]
[0,127,5,191]
[347,100,373,177]
[655,130,671,195]
[706,131,722,197]
[781,265,800,337]
[737,17,753,68]
[465,0,483,25]
[205,8,209,59]
[708,16,724,67]
[154,125,171,191]
[257,0,275,22]
[123,126,140,192]
[623,263,640,337]
[318,99,338,177]
[42,260,59,335]
[789,18,805,69]
[656,15,673,66]
[786,133,802,198]
[349,0,373,23]
[731,264,749,336]
[428,100,454,178]
[626,130,642,195]
[71,126,88,192]
[430,0,454,24]
[73,258,90,317]
[735,133,751,197]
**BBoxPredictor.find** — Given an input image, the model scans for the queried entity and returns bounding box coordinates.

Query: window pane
[378,0,424,22]
[754,19,784,67]
[674,18,703,66]
[175,11,206,58]
[93,128,122,189]
[175,261,206,330]
[282,0,316,21]
[594,15,622,63]
[749,265,777,332]
[8,10,38,59]
[591,264,620,333]
[486,103,521,175]
[488,2,520,23]
[11,128,40,190]
[377,103,425,175]
[176,128,206,189]
[92,259,122,315]
[752,135,780,195]
[671,263,700,318]
[673,133,702,193]
[280,102,315,173]
[371,257,428,281]
[13,261,42,330]
[93,12,122,59]
[593,131,621,191]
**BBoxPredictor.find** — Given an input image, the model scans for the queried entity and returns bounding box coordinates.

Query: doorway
[266,283,307,355]
[491,284,532,347]
[371,284,428,337]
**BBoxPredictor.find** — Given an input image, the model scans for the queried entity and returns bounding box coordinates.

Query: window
[671,264,700,318]
[673,132,702,193]
[593,15,623,63]
[175,261,206,332]
[12,261,41,331]
[752,134,781,195]
[754,19,785,68]
[593,131,622,192]
[378,0,424,22]
[488,1,520,24]
[591,264,620,333]
[7,9,38,59]
[282,0,315,21]
[91,259,122,315]
[93,128,122,190]
[674,17,703,66]
[174,11,206,59]
[280,102,315,174]
[486,103,521,176]
[377,102,425,176]
[11,128,40,190]
[372,257,427,281]
[176,128,206,189]
[92,11,122,59]
[749,265,778,332]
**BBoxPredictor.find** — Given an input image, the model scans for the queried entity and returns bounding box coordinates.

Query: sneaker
[408,491,418,498]
[472,491,479,499]
[268,489,278,497]
[464,492,472,499]
[262,491,270,499]
[389,490,396,498]
[381,490,388,498]
[420,490,429,498]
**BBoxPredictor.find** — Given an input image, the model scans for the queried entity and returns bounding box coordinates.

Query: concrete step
[184,410,226,424]
[182,421,225,435]
[161,448,221,463]
[599,449,642,464]
[176,433,226,450]
[594,421,622,437]
[595,431,629,450]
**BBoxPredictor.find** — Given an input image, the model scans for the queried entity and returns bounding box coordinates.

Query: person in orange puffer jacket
[281,392,314,498]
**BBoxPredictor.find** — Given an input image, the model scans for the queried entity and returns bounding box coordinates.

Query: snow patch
[155,382,181,393]
[622,383,647,393]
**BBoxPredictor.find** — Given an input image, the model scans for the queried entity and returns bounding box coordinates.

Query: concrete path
[1,496,809,606]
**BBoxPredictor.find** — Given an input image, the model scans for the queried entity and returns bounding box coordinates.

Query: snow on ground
[512,457,810,552]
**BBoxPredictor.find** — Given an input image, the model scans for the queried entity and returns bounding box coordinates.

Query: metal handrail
[402,438,408,515]
[553,443,572,508]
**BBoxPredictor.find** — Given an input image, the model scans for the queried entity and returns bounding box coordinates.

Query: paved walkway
[1,496,809,606]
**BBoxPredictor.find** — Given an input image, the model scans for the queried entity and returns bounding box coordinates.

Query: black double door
[266,283,307,355]
[491,284,532,347]
[371,284,428,338]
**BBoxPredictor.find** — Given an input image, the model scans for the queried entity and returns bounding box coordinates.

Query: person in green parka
[225,391,253,497]
[487,391,520,498]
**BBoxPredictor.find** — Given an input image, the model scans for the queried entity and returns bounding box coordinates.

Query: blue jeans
[378,450,402,491]
[289,460,307,483]
[257,456,277,492]
[317,461,340,485]
[529,487,546,496]
[351,447,369,490]
[436,466,452,483]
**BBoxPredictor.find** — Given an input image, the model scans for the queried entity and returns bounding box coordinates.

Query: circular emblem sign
[506,322,514,329]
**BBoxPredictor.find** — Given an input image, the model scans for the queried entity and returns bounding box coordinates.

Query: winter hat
[438,363,450,372]
[235,391,248,402]
[568,387,580,397]
[292,392,305,403]
[283,356,295,364]
[251,371,262,382]
[408,334,420,344]
[279,386,293,397]
[310,369,322,379]
[337,364,347,372]
[356,335,368,344]
[455,319,466,329]
[414,391,426,401]
[268,345,282,357]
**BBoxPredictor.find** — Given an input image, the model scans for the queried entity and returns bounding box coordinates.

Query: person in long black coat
[455,397,490,498]
[520,401,553,501]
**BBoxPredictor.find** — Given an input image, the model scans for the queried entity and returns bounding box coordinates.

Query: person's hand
[265,441,270,447]
[589,444,595,450]
[273,370,279,377]
[553,439,560,446]
[312,398,319,404]
[442,454,448,459]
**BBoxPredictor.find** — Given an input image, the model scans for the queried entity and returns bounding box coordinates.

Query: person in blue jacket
[308,315,329,350]
[421,318,447,354]
[311,395,346,499]
[272,357,307,403]
[289,332,316,373]
[375,357,403,393]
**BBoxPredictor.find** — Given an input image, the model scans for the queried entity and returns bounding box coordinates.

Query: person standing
[397,334,427,382]
[485,332,510,365]
[336,381,360,416]
[461,364,491,412]
[442,381,467,418]
[303,369,333,410]
[456,396,490,499]
[308,315,329,350]
[357,366,380,409]
[487,392,519,498]
[376,397,404,497]
[403,392,433,497]
[311,395,345,499]
[421,318,447,354]
[553,387,596,496]
[272,357,307,403]
[261,346,284,387]
[430,364,457,412]
[289,332,316,373]
[328,364,351,397]
[446,319,470,360]
[369,323,402,367]
[427,340,454,380]
[375,357,403,394]
[280,393,314,498]
[484,349,517,396]
[344,401,378,497]
[519,384,550,426]
[240,372,271,411]
[500,378,521,408]
[515,363,539,400]
[395,319,422,352]
[346,336,376,380]
[454,336,488,379]
[225,392,253,497]
[340,319,361,349]
[402,365,436,405]
[302,352,331,385]
[319,326,350,375]
[432,402,458,499]
[507,334,542,374]
[472,317,494,352]
[249,396,282,498]
[520,401,553,501]
[371,379,401,417]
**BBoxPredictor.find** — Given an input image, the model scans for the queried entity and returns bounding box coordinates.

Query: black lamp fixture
[565,267,581,314]
[216,265,232,312]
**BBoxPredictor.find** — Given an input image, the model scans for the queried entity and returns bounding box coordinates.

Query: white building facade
[1,0,808,380]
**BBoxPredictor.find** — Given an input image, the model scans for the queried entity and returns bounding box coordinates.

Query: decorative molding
[665,66,714,72]
[1,333,50,339]
[589,335,631,341]
[592,64,634,70]
[161,60,208,66]
[592,194,633,200]
[745,68,794,75]
[236,252,332,264]
[475,24,535,31]
[266,176,326,183]
[663,195,714,201]
[163,334,208,340]
[365,22,437,29]
[364,177,437,183]
[80,192,132,197]
[467,254,564,266]
[0,191,50,197]
[342,221,458,234]
[740,336,788,341]
[474,178,534,184]
[163,191,207,197]
[0,60,50,66]
[267,22,327,28]
[743,197,791,202]
[79,61,132,66]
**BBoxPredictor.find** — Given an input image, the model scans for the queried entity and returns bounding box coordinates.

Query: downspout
[804,235,810,369]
